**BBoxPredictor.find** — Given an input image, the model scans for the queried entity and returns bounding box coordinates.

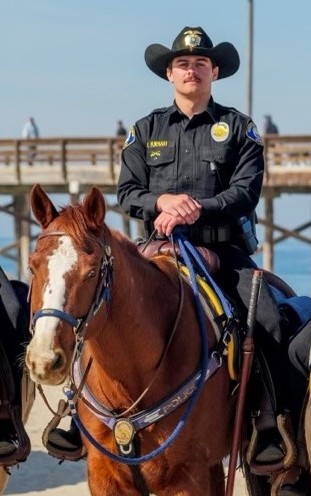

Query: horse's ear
[83,187,106,230]
[30,184,59,228]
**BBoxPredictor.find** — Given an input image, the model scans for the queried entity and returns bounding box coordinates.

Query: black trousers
[287,320,311,431]
[213,244,305,422]
[288,318,311,379]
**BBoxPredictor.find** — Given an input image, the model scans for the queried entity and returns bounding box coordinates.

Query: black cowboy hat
[145,26,240,81]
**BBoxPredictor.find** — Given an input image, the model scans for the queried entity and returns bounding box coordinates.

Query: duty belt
[189,224,232,244]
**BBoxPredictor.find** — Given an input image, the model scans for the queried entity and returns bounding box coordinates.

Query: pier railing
[1,135,311,192]
[263,134,311,189]
[0,136,124,193]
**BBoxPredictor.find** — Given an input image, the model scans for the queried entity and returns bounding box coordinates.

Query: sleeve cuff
[142,194,159,219]
[199,197,221,213]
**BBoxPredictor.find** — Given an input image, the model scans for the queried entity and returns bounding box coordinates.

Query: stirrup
[247,413,297,476]
[42,399,86,462]
[0,406,31,468]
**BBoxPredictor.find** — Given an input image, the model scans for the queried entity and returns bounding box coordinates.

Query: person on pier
[21,116,40,164]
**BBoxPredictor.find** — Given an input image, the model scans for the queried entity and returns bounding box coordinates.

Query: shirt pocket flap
[202,146,235,164]
[146,145,175,166]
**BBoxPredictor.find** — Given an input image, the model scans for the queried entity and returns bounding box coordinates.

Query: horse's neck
[84,249,181,399]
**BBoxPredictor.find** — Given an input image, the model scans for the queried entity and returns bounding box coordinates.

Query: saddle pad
[178,264,240,380]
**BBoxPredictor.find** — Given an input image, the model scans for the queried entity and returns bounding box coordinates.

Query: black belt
[188,224,232,244]
[146,223,232,244]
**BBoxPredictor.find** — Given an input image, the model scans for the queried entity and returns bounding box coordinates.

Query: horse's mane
[56,203,140,258]
[56,204,105,244]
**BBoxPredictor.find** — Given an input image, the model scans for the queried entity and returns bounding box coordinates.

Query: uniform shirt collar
[169,96,218,124]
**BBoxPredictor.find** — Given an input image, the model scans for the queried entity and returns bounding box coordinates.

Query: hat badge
[184,30,202,51]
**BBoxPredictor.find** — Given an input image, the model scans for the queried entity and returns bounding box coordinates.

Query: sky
[1,0,311,280]
[1,0,311,138]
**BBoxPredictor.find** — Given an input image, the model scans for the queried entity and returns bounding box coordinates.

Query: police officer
[116,27,309,495]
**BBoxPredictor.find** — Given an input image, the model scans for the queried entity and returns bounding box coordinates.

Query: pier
[1,134,311,279]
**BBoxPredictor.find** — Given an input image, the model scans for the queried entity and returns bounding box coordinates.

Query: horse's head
[25,184,111,385]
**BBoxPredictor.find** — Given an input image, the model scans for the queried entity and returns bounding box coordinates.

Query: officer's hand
[155,194,201,225]
[155,212,187,237]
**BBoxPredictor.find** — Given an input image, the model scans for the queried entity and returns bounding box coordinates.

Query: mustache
[184,75,201,82]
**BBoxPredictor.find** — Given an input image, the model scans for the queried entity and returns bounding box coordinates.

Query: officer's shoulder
[216,103,250,122]
[216,103,263,145]
[149,106,170,116]
[134,107,169,126]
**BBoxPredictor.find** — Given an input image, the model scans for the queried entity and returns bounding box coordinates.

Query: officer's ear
[212,65,219,81]
[166,63,174,83]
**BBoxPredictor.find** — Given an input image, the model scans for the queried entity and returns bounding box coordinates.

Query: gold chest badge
[211,122,230,142]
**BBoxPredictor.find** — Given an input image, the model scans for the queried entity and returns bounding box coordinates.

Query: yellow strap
[179,265,238,380]
[153,255,238,380]
[179,265,224,321]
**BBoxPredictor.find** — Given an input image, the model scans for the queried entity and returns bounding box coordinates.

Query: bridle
[29,230,113,351]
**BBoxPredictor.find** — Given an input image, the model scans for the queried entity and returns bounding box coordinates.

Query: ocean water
[0,234,310,297]
[253,240,311,297]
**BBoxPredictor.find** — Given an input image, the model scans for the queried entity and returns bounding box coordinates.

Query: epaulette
[149,106,169,115]
[215,102,249,121]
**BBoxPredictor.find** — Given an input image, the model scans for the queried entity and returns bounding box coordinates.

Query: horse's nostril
[51,352,63,370]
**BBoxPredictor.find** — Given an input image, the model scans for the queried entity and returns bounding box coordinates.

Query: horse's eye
[88,269,97,279]
[28,266,34,275]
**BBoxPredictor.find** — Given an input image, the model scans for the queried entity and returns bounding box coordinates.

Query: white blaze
[33,236,78,354]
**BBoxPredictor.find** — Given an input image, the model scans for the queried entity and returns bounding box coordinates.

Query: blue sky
[1,0,310,137]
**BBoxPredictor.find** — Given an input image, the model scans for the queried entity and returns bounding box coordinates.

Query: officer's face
[167,55,218,98]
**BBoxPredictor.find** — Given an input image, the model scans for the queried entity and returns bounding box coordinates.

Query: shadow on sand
[4,449,86,494]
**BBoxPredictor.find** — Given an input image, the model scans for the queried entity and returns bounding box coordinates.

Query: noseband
[30,230,113,344]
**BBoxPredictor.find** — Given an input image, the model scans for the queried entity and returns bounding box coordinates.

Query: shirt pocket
[146,144,176,192]
[198,148,219,195]
[201,146,237,192]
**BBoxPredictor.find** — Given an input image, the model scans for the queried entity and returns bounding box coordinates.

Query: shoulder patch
[246,122,263,146]
[123,126,136,150]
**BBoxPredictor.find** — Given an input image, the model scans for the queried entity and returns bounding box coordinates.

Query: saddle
[138,239,220,274]
[0,267,34,467]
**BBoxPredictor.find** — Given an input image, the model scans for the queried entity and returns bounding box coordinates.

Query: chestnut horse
[25,184,251,496]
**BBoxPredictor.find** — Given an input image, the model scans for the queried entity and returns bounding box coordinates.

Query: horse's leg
[305,393,311,466]
[209,463,225,496]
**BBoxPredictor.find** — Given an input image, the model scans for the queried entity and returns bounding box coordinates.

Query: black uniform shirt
[117,97,264,227]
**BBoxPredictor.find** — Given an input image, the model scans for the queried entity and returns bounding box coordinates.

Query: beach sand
[4,385,248,495]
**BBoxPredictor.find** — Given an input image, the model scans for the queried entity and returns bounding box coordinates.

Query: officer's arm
[117,125,158,220]
[198,125,264,218]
